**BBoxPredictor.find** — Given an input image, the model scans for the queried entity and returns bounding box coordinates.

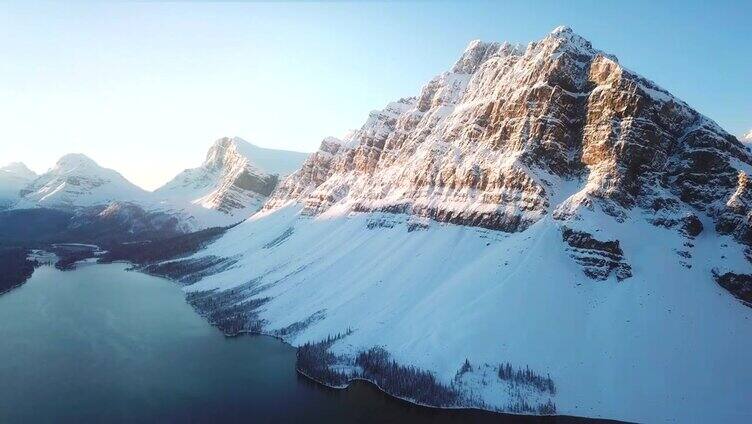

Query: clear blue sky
[1,1,750,189]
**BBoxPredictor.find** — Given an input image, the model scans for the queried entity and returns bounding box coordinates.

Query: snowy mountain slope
[0,162,36,208]
[744,129,752,141]
[186,205,752,423]
[165,27,752,423]
[14,154,149,210]
[155,137,309,226]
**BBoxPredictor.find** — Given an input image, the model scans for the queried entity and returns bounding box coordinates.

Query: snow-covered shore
[164,204,752,423]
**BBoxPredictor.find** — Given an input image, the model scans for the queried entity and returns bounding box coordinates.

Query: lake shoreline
[0,247,45,295]
[115,260,615,423]
[26,256,612,423]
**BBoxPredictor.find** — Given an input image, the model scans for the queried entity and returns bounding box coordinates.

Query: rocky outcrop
[649,213,704,238]
[716,171,752,244]
[562,227,632,281]
[712,271,752,307]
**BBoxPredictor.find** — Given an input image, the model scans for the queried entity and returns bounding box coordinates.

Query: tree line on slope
[98,225,231,265]
[498,362,556,395]
[297,335,560,416]
[0,247,37,294]
[296,335,461,407]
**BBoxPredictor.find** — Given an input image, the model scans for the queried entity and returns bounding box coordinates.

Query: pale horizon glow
[1,1,750,190]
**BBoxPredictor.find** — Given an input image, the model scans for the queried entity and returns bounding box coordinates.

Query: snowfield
[180,203,752,423]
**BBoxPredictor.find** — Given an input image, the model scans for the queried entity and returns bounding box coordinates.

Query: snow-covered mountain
[6,140,308,231]
[155,137,308,225]
[0,162,36,209]
[14,154,149,210]
[744,129,752,141]
[168,27,752,423]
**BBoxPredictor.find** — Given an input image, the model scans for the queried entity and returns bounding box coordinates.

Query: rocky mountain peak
[202,136,309,176]
[0,162,37,208]
[203,137,248,172]
[0,162,36,180]
[53,153,101,174]
[550,25,573,35]
[13,153,147,210]
[542,25,602,56]
[156,137,309,225]
[266,26,752,252]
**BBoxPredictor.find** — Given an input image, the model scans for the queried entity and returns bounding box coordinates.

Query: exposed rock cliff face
[561,227,631,281]
[156,137,308,224]
[266,27,752,256]
[716,171,752,244]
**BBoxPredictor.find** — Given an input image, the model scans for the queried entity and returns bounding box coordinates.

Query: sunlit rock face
[192,137,280,213]
[266,27,752,245]
[156,137,308,223]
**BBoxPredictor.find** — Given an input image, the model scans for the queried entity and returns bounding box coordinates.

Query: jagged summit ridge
[155,137,309,224]
[265,26,750,247]
[452,40,510,74]
[204,137,310,176]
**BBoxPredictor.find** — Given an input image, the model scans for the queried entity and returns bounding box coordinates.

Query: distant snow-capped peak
[0,162,37,208]
[744,129,752,141]
[204,137,310,176]
[154,137,309,225]
[14,153,147,210]
[0,162,36,180]
[52,153,100,172]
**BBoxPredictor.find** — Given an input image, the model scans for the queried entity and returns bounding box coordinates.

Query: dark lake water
[0,263,598,423]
